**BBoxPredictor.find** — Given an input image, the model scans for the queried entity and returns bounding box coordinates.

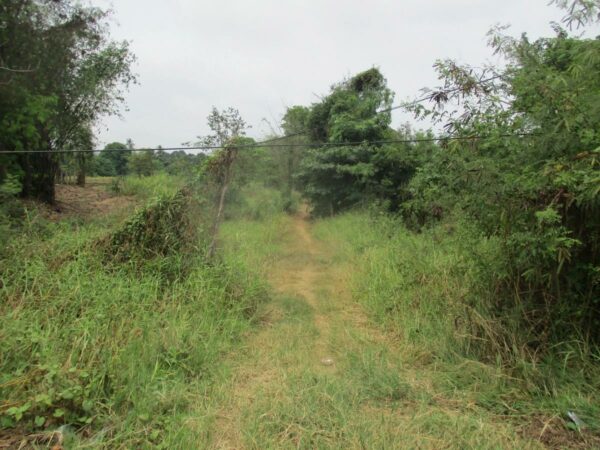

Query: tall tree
[297,68,394,215]
[0,0,135,202]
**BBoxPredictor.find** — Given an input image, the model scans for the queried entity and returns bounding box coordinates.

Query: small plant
[108,176,125,195]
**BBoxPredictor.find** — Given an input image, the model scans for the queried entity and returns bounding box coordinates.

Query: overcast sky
[92,0,595,148]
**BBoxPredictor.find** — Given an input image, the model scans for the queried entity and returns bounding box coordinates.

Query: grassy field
[2,178,598,448]
[0,175,268,448]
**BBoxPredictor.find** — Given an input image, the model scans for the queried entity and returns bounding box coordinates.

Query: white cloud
[93,0,599,148]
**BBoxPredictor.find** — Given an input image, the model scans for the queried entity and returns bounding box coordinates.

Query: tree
[128,152,155,177]
[197,107,250,258]
[296,68,394,215]
[103,142,131,176]
[0,1,135,202]
[92,152,116,176]
[68,126,95,186]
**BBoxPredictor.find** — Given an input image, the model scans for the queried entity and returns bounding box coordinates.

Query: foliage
[296,68,398,215]
[0,0,135,202]
[401,18,600,344]
[100,189,200,264]
[98,142,131,176]
[277,106,310,210]
[192,107,252,258]
[127,151,156,177]
[225,182,300,220]
[195,107,250,148]
[115,172,187,199]
[314,210,600,444]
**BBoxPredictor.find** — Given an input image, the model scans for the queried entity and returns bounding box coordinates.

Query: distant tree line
[90,141,205,178]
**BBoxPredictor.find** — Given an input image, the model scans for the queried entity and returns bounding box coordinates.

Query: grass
[314,210,600,448]
[193,201,542,449]
[225,182,301,221]
[0,175,267,448]
[108,173,186,200]
[3,177,599,448]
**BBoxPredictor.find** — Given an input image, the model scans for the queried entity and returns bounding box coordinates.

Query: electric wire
[0,132,536,155]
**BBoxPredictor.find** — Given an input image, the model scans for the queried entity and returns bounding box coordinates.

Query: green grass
[0,179,266,448]
[4,177,599,448]
[225,182,300,221]
[196,201,540,449]
[313,210,600,445]
[108,173,186,199]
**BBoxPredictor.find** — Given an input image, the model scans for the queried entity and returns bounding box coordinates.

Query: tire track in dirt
[208,211,337,448]
[201,210,541,449]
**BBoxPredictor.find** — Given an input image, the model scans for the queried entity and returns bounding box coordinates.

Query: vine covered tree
[296,68,395,215]
[197,107,251,258]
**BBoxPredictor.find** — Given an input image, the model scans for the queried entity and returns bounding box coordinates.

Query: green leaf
[34,416,46,427]
[82,399,94,412]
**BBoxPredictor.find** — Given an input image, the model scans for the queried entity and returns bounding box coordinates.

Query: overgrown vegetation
[314,211,600,446]
[2,0,600,447]
[100,188,197,263]
[0,174,268,447]
[283,0,600,376]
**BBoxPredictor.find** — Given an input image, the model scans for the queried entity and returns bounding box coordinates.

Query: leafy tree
[102,142,131,175]
[92,152,116,176]
[128,152,156,177]
[0,0,135,202]
[297,68,395,215]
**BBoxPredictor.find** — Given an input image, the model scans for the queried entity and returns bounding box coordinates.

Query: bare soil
[41,180,135,221]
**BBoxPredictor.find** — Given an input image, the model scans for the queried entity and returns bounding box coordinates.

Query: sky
[92,0,595,149]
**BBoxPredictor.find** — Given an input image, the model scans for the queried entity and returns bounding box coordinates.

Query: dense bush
[100,189,198,262]
[400,28,600,345]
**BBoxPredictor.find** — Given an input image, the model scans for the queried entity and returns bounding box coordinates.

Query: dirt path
[202,213,541,449]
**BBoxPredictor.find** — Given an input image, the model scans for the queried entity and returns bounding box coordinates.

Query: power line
[0,132,536,155]
[0,131,310,155]
[0,75,506,155]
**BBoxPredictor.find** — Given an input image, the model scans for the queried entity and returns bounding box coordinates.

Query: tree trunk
[207,148,237,260]
[19,151,57,204]
[76,152,86,186]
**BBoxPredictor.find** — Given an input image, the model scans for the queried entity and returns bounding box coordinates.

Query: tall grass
[109,173,186,200]
[0,178,267,448]
[314,210,600,438]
